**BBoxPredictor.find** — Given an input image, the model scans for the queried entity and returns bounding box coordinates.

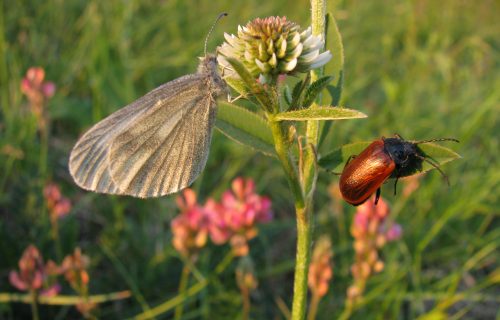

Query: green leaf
[290,73,310,110]
[320,13,346,145]
[224,57,276,113]
[416,143,462,175]
[318,141,461,177]
[225,77,249,97]
[318,142,371,172]
[283,85,293,106]
[323,13,344,106]
[215,101,275,157]
[302,76,333,108]
[274,107,367,121]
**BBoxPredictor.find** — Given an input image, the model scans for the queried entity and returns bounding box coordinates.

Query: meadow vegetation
[0,0,498,319]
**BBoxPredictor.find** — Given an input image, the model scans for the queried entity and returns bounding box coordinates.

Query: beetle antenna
[413,138,459,145]
[205,12,228,56]
[415,154,450,186]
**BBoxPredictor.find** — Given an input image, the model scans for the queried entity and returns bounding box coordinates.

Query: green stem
[269,120,304,208]
[288,1,327,319]
[291,203,313,320]
[50,216,62,261]
[174,265,191,320]
[303,0,327,194]
[339,303,353,320]
[241,287,250,320]
[29,290,39,320]
[269,119,312,320]
[215,250,235,275]
[133,252,233,319]
[307,293,321,320]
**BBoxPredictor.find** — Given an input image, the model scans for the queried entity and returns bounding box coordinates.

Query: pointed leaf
[274,107,367,121]
[225,77,250,97]
[216,102,275,157]
[318,141,461,178]
[320,13,346,145]
[323,13,344,106]
[302,76,333,108]
[283,85,293,106]
[290,73,310,110]
[224,57,276,112]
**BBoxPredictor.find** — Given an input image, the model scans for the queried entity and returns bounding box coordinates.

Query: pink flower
[20,67,56,131]
[9,245,61,296]
[205,199,232,244]
[171,189,211,259]
[44,183,72,219]
[41,283,61,297]
[385,224,403,241]
[207,177,272,256]
[9,245,44,291]
[21,67,56,100]
[347,196,403,305]
[61,248,90,292]
[308,236,333,298]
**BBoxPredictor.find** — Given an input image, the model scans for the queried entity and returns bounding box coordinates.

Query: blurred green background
[1,0,498,319]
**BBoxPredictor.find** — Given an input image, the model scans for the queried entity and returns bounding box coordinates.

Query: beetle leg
[328,154,356,175]
[345,155,357,166]
[393,177,399,195]
[375,188,381,205]
[395,133,404,140]
[326,170,341,176]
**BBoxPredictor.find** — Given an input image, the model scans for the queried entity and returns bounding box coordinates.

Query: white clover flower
[218,16,332,83]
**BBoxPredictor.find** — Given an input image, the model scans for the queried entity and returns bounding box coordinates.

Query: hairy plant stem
[289,1,328,319]
[269,120,304,208]
[269,119,311,320]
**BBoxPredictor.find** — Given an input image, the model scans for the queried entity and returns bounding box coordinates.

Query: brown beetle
[339,135,458,206]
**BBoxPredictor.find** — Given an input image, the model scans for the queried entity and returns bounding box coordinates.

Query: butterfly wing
[107,76,217,197]
[69,73,214,196]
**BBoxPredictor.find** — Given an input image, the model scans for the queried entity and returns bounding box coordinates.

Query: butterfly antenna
[205,12,228,56]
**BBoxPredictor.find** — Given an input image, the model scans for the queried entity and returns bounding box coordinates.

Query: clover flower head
[218,16,332,83]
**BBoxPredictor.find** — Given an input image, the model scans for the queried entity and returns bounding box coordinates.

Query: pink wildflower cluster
[308,236,334,298]
[171,177,272,259]
[347,196,402,305]
[171,189,211,259]
[61,248,95,315]
[9,245,60,297]
[21,67,56,131]
[9,245,94,315]
[44,183,72,220]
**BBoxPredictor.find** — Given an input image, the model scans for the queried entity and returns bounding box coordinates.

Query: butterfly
[69,14,229,198]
